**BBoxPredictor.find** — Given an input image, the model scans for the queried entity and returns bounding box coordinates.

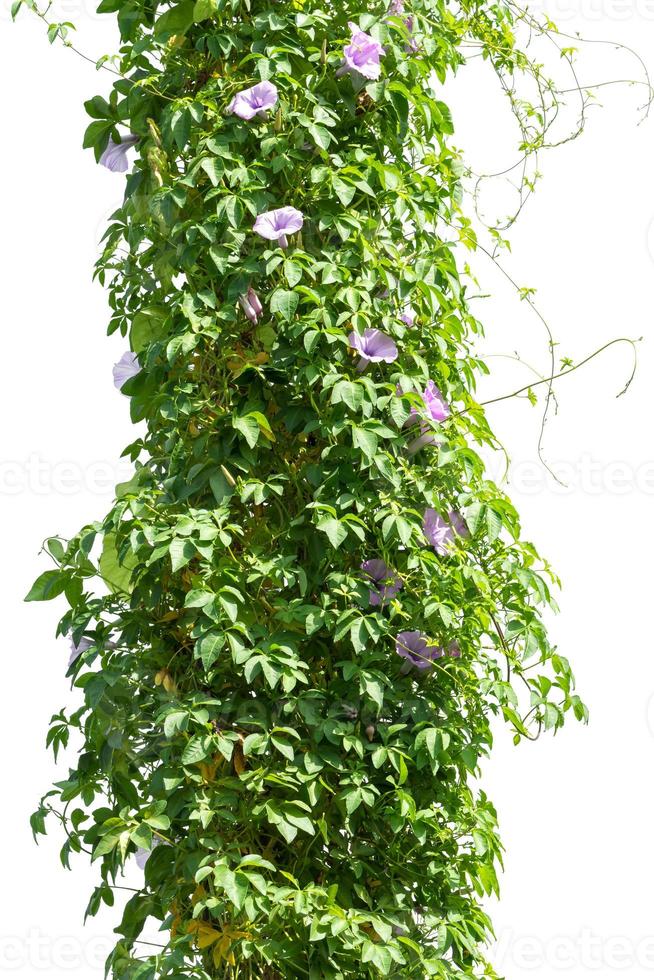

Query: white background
[1,1,654,976]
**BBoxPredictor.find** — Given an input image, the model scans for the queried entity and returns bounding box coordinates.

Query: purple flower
[99,134,138,173]
[254,206,304,249]
[400,306,416,327]
[448,642,461,659]
[399,381,449,453]
[361,559,403,606]
[387,0,418,52]
[348,328,398,371]
[136,847,151,870]
[337,23,385,81]
[423,508,468,555]
[68,635,92,668]
[239,287,264,324]
[395,631,443,670]
[113,351,141,391]
[422,382,449,422]
[228,81,279,121]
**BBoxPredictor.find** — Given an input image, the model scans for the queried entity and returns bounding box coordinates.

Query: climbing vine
[18,0,641,975]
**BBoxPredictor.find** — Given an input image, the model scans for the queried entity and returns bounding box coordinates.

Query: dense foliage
[23,0,588,976]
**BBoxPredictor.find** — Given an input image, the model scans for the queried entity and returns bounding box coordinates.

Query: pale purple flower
[387,0,418,52]
[136,835,164,869]
[448,642,461,659]
[239,287,264,324]
[68,635,92,668]
[228,81,279,121]
[361,559,403,606]
[395,631,443,670]
[421,382,449,422]
[113,351,141,390]
[135,847,150,870]
[400,306,416,327]
[99,134,138,173]
[348,328,398,371]
[337,23,385,81]
[399,381,449,453]
[423,508,468,555]
[254,206,304,249]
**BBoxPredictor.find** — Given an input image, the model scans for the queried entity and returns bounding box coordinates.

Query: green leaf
[193,0,217,19]
[283,260,302,287]
[25,570,67,602]
[200,157,223,186]
[270,289,299,321]
[316,516,348,548]
[163,710,188,738]
[332,176,356,206]
[130,306,166,352]
[196,633,224,669]
[182,736,211,765]
[352,426,378,460]
[170,538,196,572]
[99,532,136,594]
[154,0,194,39]
[233,414,260,449]
[331,380,363,412]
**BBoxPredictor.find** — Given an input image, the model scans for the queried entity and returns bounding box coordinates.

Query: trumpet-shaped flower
[68,635,92,668]
[113,351,141,390]
[400,306,416,327]
[239,287,264,324]
[254,207,304,249]
[337,23,385,80]
[423,508,467,554]
[348,328,398,371]
[228,81,279,121]
[395,631,443,670]
[99,134,138,173]
[388,0,418,52]
[400,381,449,453]
[361,559,403,606]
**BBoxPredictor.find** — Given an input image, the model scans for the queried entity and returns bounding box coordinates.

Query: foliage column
[27,0,585,976]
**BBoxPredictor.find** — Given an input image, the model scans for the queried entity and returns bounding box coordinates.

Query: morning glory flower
[448,642,461,659]
[402,381,449,453]
[361,559,403,606]
[239,287,264,324]
[68,635,93,668]
[228,81,279,121]
[337,23,385,81]
[423,508,468,554]
[348,328,398,371]
[400,306,416,327]
[254,207,304,249]
[99,134,139,173]
[113,351,141,391]
[395,630,443,670]
[387,0,418,52]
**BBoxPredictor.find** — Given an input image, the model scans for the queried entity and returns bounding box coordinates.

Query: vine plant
[17,0,615,976]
